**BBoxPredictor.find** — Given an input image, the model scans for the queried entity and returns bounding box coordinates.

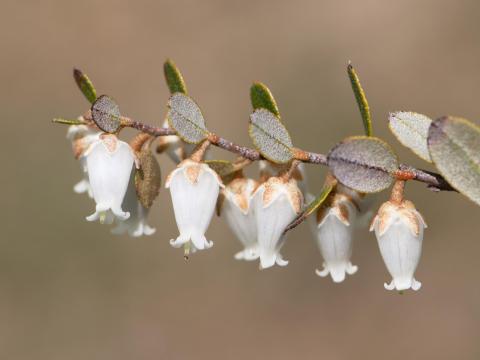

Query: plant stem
[118,117,454,192]
[390,180,405,204]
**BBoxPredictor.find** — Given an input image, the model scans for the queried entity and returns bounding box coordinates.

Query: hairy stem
[120,117,453,192]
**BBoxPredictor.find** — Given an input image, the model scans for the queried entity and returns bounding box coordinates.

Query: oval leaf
[164,59,188,95]
[167,93,208,144]
[428,116,480,205]
[73,68,97,104]
[91,95,121,133]
[250,82,280,117]
[249,109,293,164]
[327,136,398,193]
[135,147,162,208]
[389,111,432,162]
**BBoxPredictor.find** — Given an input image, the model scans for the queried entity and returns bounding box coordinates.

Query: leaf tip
[164,58,187,95]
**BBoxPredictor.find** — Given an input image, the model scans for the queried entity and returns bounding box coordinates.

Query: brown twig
[115,117,454,192]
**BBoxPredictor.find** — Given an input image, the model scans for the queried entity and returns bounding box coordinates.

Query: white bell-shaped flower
[313,191,359,283]
[111,174,156,237]
[67,124,101,198]
[85,134,135,224]
[370,200,427,291]
[166,159,224,252]
[157,120,196,164]
[253,176,303,269]
[222,178,259,260]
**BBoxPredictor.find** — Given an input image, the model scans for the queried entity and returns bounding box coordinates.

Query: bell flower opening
[253,176,303,269]
[222,178,259,261]
[85,134,136,224]
[370,200,427,292]
[166,159,224,253]
[314,192,359,283]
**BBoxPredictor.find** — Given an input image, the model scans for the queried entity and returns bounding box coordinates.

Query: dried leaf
[167,93,208,144]
[347,63,372,136]
[389,111,432,162]
[91,95,121,133]
[249,109,293,164]
[428,116,480,206]
[205,160,235,177]
[164,59,188,95]
[135,146,162,208]
[206,160,242,185]
[250,82,280,117]
[73,68,97,104]
[327,136,398,193]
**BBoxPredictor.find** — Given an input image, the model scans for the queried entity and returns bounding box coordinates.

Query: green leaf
[73,68,97,104]
[283,182,335,234]
[428,116,480,206]
[135,145,162,208]
[250,82,280,117]
[164,59,188,95]
[52,118,86,126]
[167,93,208,144]
[388,111,432,162]
[347,63,372,136]
[91,95,121,133]
[327,136,398,193]
[249,109,293,164]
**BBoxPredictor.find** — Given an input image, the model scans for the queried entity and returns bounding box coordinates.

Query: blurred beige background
[2,0,480,359]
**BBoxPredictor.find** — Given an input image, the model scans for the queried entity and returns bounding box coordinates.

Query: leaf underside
[249,108,293,164]
[389,111,432,162]
[135,147,162,208]
[428,116,480,206]
[91,95,121,133]
[167,93,208,144]
[327,136,398,193]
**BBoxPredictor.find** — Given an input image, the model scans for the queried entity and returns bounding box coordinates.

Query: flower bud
[222,178,259,260]
[85,134,135,223]
[314,191,359,283]
[370,200,427,291]
[166,159,224,252]
[253,176,303,269]
[111,175,156,237]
